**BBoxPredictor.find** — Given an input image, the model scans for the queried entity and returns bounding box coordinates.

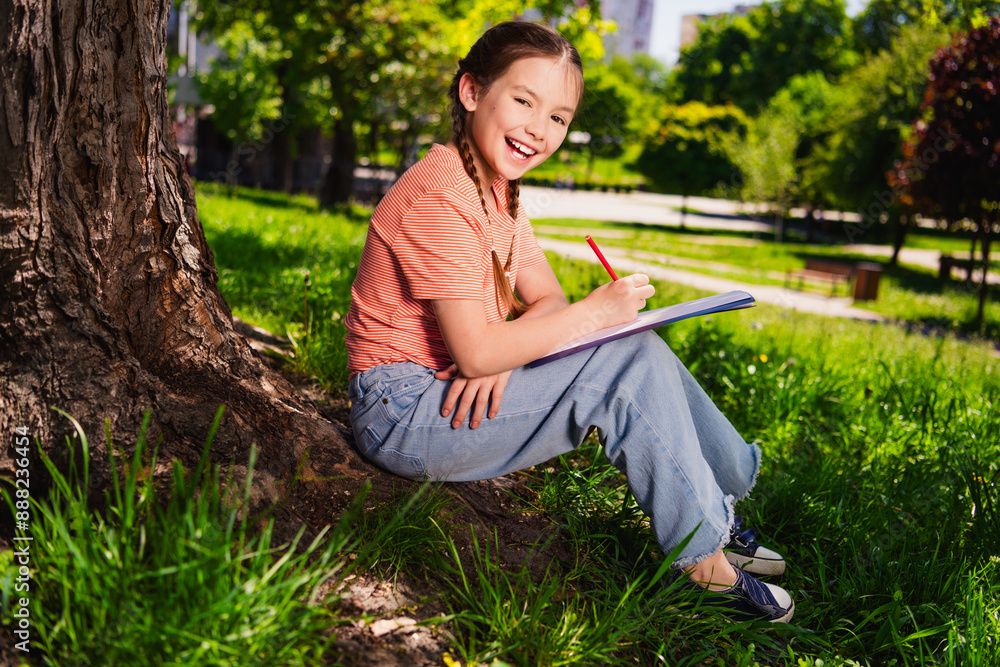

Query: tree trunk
[890,213,909,267]
[319,104,358,207]
[0,0,357,513]
[272,64,295,194]
[975,216,993,332]
[968,235,978,285]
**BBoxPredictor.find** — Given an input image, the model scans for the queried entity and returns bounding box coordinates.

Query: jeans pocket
[350,364,435,457]
[366,439,427,480]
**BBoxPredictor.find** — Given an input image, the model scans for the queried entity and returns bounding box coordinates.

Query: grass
[533,218,1000,339]
[4,184,999,665]
[2,407,351,665]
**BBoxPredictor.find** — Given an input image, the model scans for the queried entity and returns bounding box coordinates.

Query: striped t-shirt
[345,143,549,374]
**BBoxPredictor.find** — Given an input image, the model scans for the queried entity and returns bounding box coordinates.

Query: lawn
[533,218,1000,340]
[6,185,998,666]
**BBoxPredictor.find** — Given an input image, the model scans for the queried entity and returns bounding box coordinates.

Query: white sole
[726,552,786,576]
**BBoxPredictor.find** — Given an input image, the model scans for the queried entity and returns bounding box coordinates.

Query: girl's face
[460,56,581,185]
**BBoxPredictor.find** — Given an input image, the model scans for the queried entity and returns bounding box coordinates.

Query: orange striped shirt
[345,143,548,374]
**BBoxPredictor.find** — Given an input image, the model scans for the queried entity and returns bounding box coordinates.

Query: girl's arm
[432,264,654,378]
[510,260,569,320]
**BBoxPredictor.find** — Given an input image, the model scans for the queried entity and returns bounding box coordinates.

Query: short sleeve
[395,190,487,300]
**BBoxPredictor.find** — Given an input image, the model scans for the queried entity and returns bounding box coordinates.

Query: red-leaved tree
[889,17,1000,330]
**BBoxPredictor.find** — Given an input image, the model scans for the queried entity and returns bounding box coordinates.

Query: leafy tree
[853,0,1000,55]
[194,0,334,194]
[674,0,855,112]
[636,102,748,226]
[195,18,283,191]
[606,53,671,132]
[812,20,950,258]
[574,66,631,183]
[889,16,1000,330]
[194,0,605,204]
[852,0,930,55]
[765,72,841,220]
[728,109,800,243]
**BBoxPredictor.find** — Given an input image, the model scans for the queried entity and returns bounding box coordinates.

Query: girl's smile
[457,56,581,186]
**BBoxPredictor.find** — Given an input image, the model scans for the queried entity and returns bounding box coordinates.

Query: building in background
[681,4,756,50]
[602,0,654,58]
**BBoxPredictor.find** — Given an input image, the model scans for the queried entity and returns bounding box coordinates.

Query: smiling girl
[344,20,794,623]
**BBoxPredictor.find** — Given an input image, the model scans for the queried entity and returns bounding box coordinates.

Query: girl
[345,20,793,623]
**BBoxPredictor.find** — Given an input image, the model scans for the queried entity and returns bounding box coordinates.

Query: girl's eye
[552,116,566,125]
[515,97,530,106]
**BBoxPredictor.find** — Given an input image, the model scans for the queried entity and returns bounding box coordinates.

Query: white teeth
[508,138,536,156]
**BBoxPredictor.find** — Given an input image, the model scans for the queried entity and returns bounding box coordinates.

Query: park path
[523,186,999,286]
[535,237,884,322]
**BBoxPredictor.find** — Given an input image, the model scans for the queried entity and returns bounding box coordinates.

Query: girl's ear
[458,72,479,112]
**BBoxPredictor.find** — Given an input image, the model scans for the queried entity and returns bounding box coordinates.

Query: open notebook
[529,290,756,367]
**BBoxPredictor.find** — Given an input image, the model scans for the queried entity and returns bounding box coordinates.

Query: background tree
[673,0,855,113]
[852,0,929,55]
[853,1,1000,55]
[728,109,800,243]
[194,0,333,194]
[765,72,841,230]
[636,102,748,227]
[195,18,283,191]
[0,0,360,510]
[573,66,631,184]
[889,16,1000,329]
[194,0,604,205]
[812,20,949,259]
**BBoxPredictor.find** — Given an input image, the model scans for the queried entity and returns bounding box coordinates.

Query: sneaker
[688,568,795,623]
[724,515,786,576]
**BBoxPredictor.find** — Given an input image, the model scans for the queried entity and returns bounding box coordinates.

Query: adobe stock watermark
[842,125,960,243]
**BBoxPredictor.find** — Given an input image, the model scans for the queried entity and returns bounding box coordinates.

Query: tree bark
[975,216,993,331]
[0,0,355,511]
[889,213,909,267]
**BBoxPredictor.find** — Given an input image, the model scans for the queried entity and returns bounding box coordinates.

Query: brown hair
[448,20,583,319]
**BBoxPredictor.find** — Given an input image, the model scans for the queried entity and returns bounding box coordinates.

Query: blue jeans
[348,331,760,568]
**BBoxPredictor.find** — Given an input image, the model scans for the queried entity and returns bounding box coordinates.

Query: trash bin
[853,262,882,301]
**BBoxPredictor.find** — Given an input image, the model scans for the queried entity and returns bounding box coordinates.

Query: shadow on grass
[205,225,359,321]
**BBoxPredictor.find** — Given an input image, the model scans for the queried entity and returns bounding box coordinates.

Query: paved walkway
[520,186,771,233]
[523,186,1000,281]
[535,237,884,322]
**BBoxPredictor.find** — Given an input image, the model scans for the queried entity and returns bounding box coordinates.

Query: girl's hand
[435,364,512,429]
[584,273,655,329]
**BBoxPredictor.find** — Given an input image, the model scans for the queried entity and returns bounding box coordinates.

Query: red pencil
[586,235,619,281]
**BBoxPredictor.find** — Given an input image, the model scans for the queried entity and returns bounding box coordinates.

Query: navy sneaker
[724,515,786,576]
[688,568,795,623]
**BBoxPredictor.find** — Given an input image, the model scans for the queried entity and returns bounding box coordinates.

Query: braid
[450,103,528,319]
[508,179,520,220]
[457,130,492,220]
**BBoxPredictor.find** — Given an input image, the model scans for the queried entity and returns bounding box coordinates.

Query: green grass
[196,187,1000,665]
[2,407,351,665]
[195,182,371,394]
[534,218,1000,339]
[6,185,999,666]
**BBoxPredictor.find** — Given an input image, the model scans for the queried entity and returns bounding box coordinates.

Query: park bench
[938,254,975,281]
[785,258,854,297]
